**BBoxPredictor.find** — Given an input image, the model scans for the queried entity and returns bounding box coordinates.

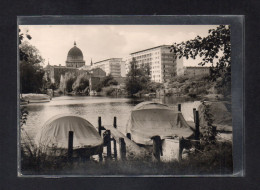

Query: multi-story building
[92,58,124,77]
[125,45,183,83]
[183,66,210,77]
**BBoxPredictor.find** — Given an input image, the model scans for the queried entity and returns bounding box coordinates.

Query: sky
[19,25,219,67]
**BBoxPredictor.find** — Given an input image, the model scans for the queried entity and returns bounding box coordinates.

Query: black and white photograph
[18,23,234,176]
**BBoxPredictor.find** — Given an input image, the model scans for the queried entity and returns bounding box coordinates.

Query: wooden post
[193,108,196,123]
[195,111,200,140]
[113,138,117,159]
[178,104,181,112]
[113,116,117,128]
[98,116,102,136]
[119,137,126,160]
[68,131,74,162]
[179,137,184,161]
[195,111,200,150]
[126,133,131,140]
[98,116,103,161]
[152,136,161,162]
[106,130,111,158]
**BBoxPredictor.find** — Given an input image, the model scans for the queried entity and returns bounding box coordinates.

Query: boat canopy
[35,114,103,149]
[126,102,194,145]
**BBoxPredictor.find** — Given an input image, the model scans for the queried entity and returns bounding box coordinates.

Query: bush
[104,87,116,96]
[72,73,89,93]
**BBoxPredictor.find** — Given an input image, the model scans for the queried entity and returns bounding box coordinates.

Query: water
[22,96,200,140]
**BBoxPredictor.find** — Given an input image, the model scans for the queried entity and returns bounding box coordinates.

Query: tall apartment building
[92,58,125,77]
[125,45,183,83]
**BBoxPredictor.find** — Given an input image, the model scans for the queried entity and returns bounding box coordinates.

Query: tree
[125,58,150,96]
[140,63,151,77]
[19,34,45,93]
[63,72,76,93]
[170,25,231,95]
[19,29,32,62]
[101,74,118,87]
[72,73,90,93]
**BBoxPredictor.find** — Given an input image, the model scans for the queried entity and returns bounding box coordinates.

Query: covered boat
[35,114,103,157]
[22,93,51,103]
[126,102,194,145]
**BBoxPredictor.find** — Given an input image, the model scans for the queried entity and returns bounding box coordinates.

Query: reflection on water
[22,96,199,140]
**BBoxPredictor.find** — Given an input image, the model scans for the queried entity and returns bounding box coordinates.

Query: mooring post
[193,108,196,123]
[195,111,200,150]
[119,137,126,160]
[68,131,74,162]
[152,135,161,162]
[98,116,102,136]
[113,116,117,128]
[179,137,184,161]
[98,116,103,161]
[195,111,200,140]
[113,138,117,159]
[106,130,112,159]
[178,104,181,112]
[126,133,131,140]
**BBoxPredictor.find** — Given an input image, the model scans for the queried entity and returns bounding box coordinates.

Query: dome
[66,42,84,61]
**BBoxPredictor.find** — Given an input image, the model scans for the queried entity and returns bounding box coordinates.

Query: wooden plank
[104,125,148,158]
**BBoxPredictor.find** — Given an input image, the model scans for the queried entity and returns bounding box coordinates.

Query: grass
[20,140,233,176]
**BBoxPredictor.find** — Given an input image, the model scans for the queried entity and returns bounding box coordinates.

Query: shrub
[72,73,89,93]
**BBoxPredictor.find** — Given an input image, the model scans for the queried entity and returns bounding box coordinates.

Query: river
[21,96,201,140]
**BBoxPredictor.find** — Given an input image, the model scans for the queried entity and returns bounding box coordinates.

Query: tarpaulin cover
[35,114,103,149]
[126,102,194,145]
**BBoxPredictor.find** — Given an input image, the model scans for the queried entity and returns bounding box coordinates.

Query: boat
[22,94,51,103]
[35,114,103,157]
[126,102,194,145]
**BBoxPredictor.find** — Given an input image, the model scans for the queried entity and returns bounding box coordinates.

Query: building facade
[125,45,183,83]
[65,42,85,68]
[92,58,124,77]
[183,66,210,77]
[49,65,78,84]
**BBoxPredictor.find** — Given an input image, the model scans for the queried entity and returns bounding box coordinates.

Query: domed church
[66,41,85,68]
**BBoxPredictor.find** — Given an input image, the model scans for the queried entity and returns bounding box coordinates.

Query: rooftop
[130,45,171,55]
[185,66,211,68]
[94,58,122,64]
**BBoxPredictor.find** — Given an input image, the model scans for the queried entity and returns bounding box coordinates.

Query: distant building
[125,45,183,83]
[65,42,85,68]
[88,68,106,78]
[183,66,210,77]
[78,65,91,71]
[49,65,78,84]
[92,58,124,77]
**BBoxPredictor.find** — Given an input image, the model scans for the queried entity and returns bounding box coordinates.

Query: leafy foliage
[72,73,89,93]
[19,35,45,93]
[59,72,76,93]
[101,74,118,87]
[170,25,231,95]
[125,58,151,96]
[200,102,217,145]
[19,29,32,62]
